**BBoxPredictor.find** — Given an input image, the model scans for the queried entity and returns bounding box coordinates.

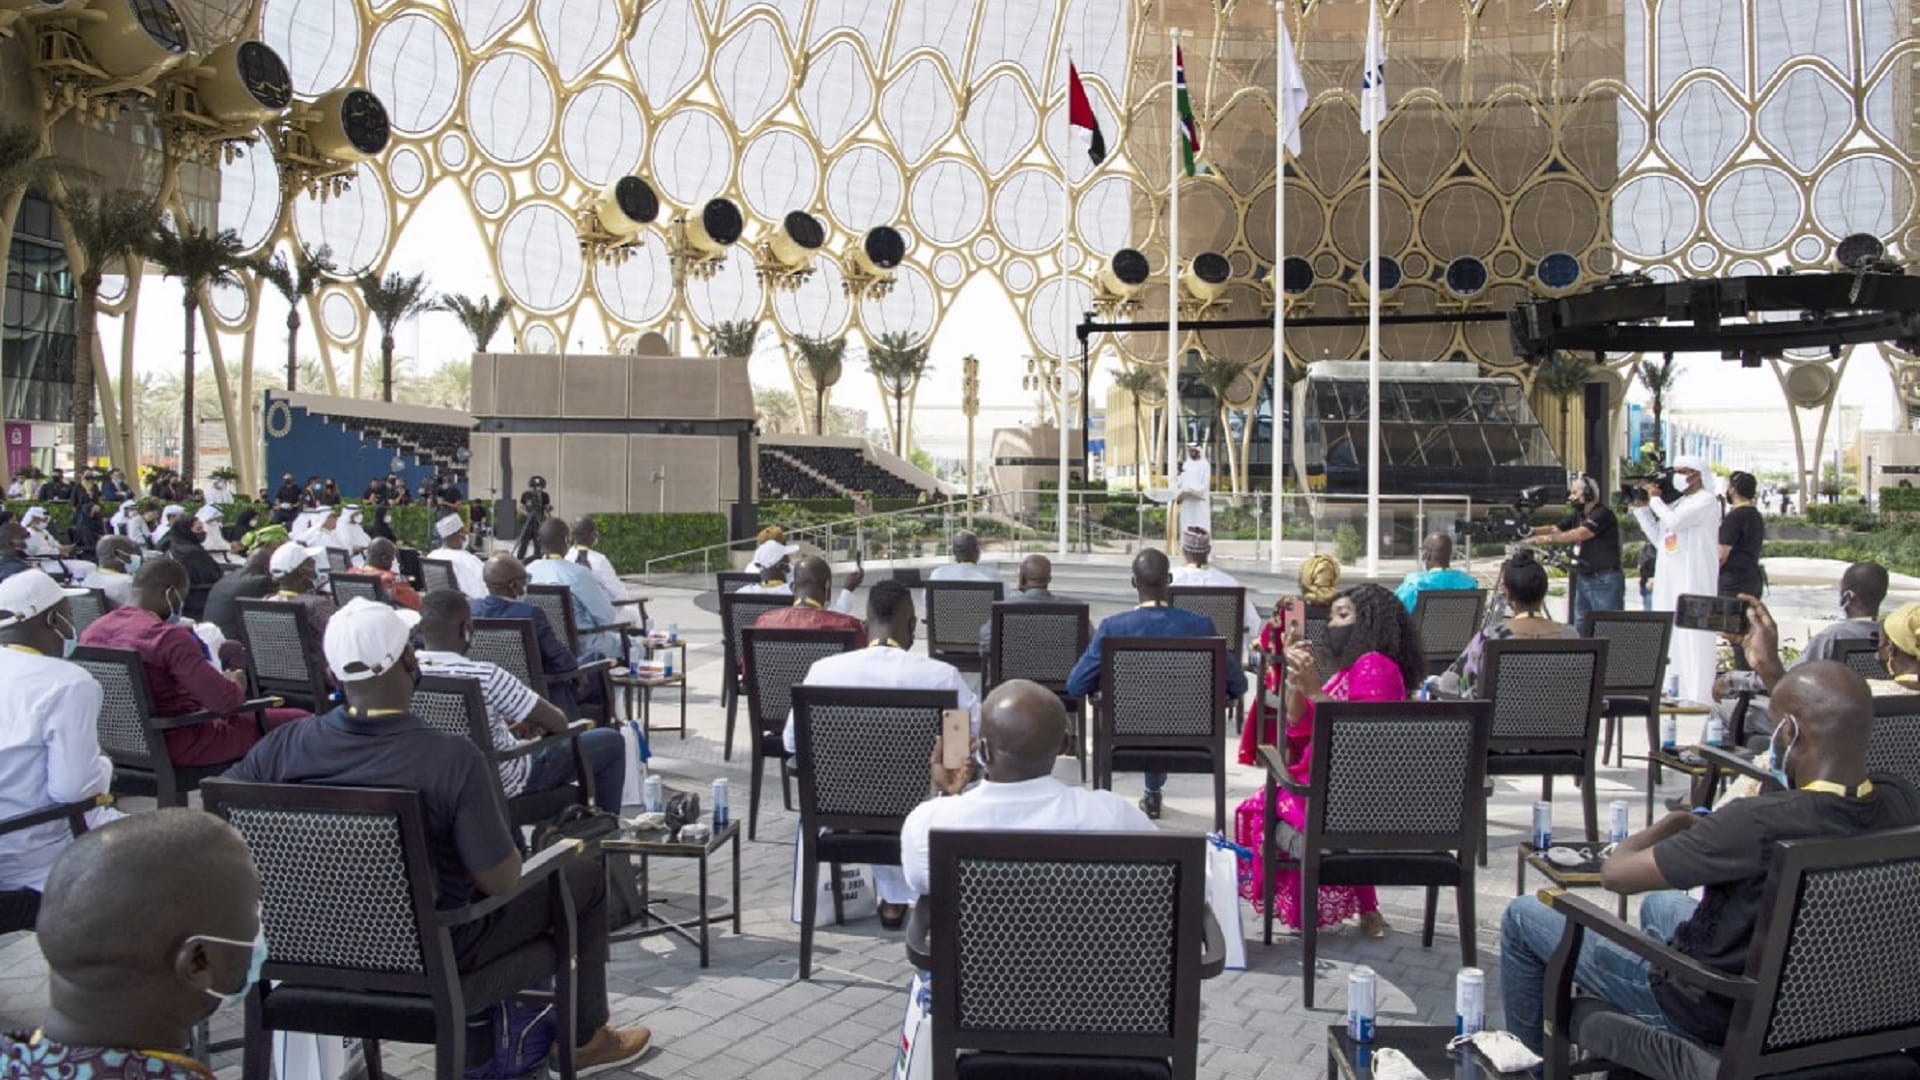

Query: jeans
[524,726,627,813]
[1500,889,1696,1053]
[1571,570,1626,632]
[458,853,609,1044]
[1640,580,1654,611]
[1145,770,1165,794]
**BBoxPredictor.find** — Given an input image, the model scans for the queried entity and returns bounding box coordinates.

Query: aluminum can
[712,779,730,827]
[1660,712,1678,749]
[1455,967,1486,1037]
[643,774,663,813]
[1532,801,1552,849]
[1348,966,1377,1043]
[1704,713,1725,746]
[1663,672,1679,699]
[1609,799,1631,845]
[667,622,679,643]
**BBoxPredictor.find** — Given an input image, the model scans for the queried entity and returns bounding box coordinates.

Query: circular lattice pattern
[320,289,359,340]
[437,131,468,169]
[653,108,734,207]
[1004,259,1035,293]
[472,171,509,217]
[911,158,987,246]
[558,82,644,190]
[366,13,461,135]
[932,251,964,287]
[863,264,937,341]
[826,144,904,233]
[740,128,820,224]
[498,203,585,312]
[773,258,849,337]
[993,168,1065,254]
[467,51,556,165]
[260,0,358,96]
[218,144,281,253]
[535,160,563,194]
[595,235,673,325]
[387,147,425,196]
[293,163,388,275]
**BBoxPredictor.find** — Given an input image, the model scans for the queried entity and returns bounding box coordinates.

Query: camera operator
[1529,474,1623,630]
[1718,470,1766,600]
[1632,454,1722,703]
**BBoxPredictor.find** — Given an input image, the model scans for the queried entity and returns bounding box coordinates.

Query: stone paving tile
[0,565,1697,1080]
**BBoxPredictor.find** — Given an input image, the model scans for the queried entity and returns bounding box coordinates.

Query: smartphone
[941,709,971,771]
[854,545,864,571]
[1674,593,1749,636]
[1286,596,1306,631]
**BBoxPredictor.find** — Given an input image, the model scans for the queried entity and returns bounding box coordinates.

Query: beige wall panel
[500,434,560,496]
[492,356,563,418]
[557,434,630,517]
[468,434,498,501]
[628,435,726,514]
[470,354,497,418]
[561,356,631,419]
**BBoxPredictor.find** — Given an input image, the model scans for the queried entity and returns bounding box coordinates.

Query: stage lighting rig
[842,225,904,299]
[271,87,390,199]
[752,210,826,290]
[576,175,659,262]
[158,40,293,163]
[1092,247,1150,315]
[29,0,191,115]
[1177,251,1232,318]
[669,197,745,281]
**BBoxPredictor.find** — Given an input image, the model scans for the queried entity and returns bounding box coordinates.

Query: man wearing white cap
[0,569,120,894]
[225,599,656,1071]
[266,543,338,662]
[195,504,235,563]
[1633,455,1723,703]
[737,539,797,597]
[1171,526,1260,648]
[424,513,487,599]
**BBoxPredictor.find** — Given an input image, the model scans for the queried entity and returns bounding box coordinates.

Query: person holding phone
[1632,455,1722,704]
[1237,553,1341,765]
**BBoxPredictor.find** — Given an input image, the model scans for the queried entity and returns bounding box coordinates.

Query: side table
[606,820,741,967]
[1517,841,1626,919]
[1326,1025,1532,1080]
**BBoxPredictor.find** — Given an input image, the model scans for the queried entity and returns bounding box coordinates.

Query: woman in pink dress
[1239,554,1342,765]
[1234,583,1425,935]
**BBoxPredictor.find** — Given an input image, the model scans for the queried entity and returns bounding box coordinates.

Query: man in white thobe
[567,516,639,627]
[1170,525,1260,648]
[423,513,488,599]
[1632,454,1722,703]
[195,505,236,563]
[926,531,1002,584]
[891,680,1155,1079]
[784,579,978,929]
[1164,443,1213,550]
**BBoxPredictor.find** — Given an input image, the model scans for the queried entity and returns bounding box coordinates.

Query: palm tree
[59,189,159,473]
[1193,353,1254,493]
[0,124,83,282]
[754,387,801,433]
[1634,353,1679,464]
[1111,364,1163,494]
[865,330,932,456]
[358,271,435,402]
[438,291,511,352]
[1534,351,1597,464]
[253,244,335,392]
[146,221,244,484]
[793,333,846,436]
[709,318,761,358]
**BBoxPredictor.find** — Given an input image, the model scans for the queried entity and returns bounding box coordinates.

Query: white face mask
[187,920,269,1008]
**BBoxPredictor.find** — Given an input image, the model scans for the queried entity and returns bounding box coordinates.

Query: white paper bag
[1205,841,1249,971]
[273,1031,364,1080]
[789,834,880,925]
[893,970,934,1080]
[619,723,647,809]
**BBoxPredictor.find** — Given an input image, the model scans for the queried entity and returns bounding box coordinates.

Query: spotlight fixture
[73,0,190,77]
[684,198,744,258]
[158,40,292,162]
[272,87,390,198]
[1177,251,1232,315]
[843,225,905,299]
[577,175,659,261]
[754,210,826,289]
[1094,247,1151,314]
[1836,233,1887,272]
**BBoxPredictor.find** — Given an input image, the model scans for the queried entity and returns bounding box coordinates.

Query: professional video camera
[512,475,552,560]
[1457,484,1558,544]
[1619,467,1677,504]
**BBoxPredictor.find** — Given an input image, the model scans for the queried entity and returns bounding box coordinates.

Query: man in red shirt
[751,556,866,646]
[364,538,422,610]
[78,557,307,767]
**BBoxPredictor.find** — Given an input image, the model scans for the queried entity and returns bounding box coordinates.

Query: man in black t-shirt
[1530,475,1623,631]
[1499,656,1918,1050]
[1718,470,1766,599]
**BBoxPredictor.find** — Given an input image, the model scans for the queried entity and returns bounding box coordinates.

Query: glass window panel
[1482,425,1526,465]
[1324,423,1358,468]
[1416,423,1462,466]
[1399,382,1442,423]
[1382,423,1424,465]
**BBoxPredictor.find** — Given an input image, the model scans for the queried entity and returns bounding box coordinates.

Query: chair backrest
[1479,637,1609,753]
[525,584,582,653]
[928,830,1207,1076]
[1866,693,1920,789]
[742,627,860,740]
[67,587,108,634]
[69,646,165,767]
[1412,589,1486,668]
[1100,637,1227,748]
[988,601,1091,690]
[410,675,493,748]
[201,780,444,994]
[716,571,759,594]
[396,547,425,589]
[420,557,457,594]
[1301,602,1332,649]
[1720,826,1920,1078]
[1305,700,1491,854]
[719,590,793,680]
[325,548,350,572]
[924,580,1004,656]
[329,572,387,607]
[1582,610,1672,696]
[469,618,544,695]
[1168,585,1247,657]
[791,685,954,832]
[1833,637,1890,683]
[236,598,328,703]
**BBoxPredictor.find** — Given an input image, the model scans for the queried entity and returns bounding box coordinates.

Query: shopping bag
[789,833,879,925]
[273,1031,364,1080]
[619,723,648,810]
[1205,835,1249,971]
[893,970,934,1080]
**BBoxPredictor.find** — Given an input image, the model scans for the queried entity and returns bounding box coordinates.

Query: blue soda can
[711,779,730,827]
[1609,800,1631,844]
[1348,966,1377,1043]
[1455,967,1485,1036]
[1532,801,1552,849]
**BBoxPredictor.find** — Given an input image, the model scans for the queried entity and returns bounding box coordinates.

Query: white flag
[1359,0,1386,134]
[1278,17,1309,155]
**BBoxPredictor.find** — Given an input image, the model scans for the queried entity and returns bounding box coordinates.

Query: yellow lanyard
[872,639,903,649]
[1136,601,1169,609]
[795,597,824,610]
[1800,778,1873,798]
[6,644,43,656]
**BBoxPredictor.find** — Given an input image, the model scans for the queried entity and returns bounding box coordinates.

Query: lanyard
[1800,778,1873,799]
[796,597,825,609]
[1136,601,1169,609]
[871,639,903,649]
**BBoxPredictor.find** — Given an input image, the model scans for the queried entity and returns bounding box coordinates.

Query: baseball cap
[0,569,87,629]
[435,514,465,540]
[269,543,321,576]
[322,598,412,683]
[750,539,798,569]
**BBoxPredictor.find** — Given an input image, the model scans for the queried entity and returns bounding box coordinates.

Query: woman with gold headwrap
[1238,553,1342,764]
[1877,601,1920,693]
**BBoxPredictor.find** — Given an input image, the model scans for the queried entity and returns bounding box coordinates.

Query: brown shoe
[878,901,909,930]
[573,1025,652,1076]
[1358,911,1389,939]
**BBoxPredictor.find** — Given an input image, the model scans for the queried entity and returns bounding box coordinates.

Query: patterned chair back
[927,830,1208,1074]
[716,571,759,594]
[203,780,439,988]
[236,599,326,703]
[67,587,108,635]
[1308,701,1491,852]
[719,591,792,681]
[396,547,425,589]
[1479,638,1608,752]
[420,558,457,594]
[325,548,351,573]
[329,572,386,607]
[1867,693,1920,789]
[1168,586,1247,657]
[69,646,163,766]
[924,581,1004,658]
[411,676,491,746]
[1582,611,1672,696]
[1301,602,1332,650]
[1834,638,1890,683]
[743,627,859,745]
[469,619,542,695]
[525,585,581,653]
[791,686,954,832]
[1412,589,1487,671]
[1722,827,1920,1076]
[1101,637,1226,744]
[988,602,1090,690]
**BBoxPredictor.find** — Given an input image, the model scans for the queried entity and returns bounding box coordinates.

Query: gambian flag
[1067,60,1106,166]
[1175,45,1199,176]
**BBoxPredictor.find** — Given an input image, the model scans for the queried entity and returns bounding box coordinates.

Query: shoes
[1358,911,1389,939]
[1139,791,1162,819]
[572,1026,652,1076]
[878,901,909,930]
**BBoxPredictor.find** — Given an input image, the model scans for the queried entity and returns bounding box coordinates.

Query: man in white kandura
[423,513,487,600]
[1166,442,1212,549]
[1632,455,1722,703]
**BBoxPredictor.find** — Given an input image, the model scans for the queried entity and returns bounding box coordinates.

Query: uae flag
[1067,60,1107,166]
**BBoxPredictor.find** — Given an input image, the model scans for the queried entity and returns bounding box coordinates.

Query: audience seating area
[328,412,472,480]
[758,443,934,500]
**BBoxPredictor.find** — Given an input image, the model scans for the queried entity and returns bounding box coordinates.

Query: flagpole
[1166,25,1182,553]
[1270,0,1288,574]
[1057,44,1073,561]
[1365,0,1382,578]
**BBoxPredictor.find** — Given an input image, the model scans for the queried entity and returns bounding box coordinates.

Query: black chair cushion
[1487,752,1586,776]
[955,1052,1172,1080]
[1568,998,1920,1080]
[1110,748,1216,774]
[0,888,41,934]
[260,941,555,1043]
[1605,695,1656,717]
[507,785,580,829]
[816,831,901,865]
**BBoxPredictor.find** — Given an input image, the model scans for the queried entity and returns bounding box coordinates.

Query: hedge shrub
[589,512,729,574]
[1804,503,1877,531]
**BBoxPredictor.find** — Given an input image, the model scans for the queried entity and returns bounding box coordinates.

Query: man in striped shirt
[416,589,627,812]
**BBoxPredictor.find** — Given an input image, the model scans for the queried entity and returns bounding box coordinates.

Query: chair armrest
[150,696,285,730]
[1541,890,1754,999]
[613,598,645,607]
[0,794,112,836]
[905,898,932,971]
[1696,744,1774,787]
[567,658,620,681]
[1256,744,1309,796]
[1198,909,1227,979]
[491,721,593,762]
[436,840,584,927]
[577,623,618,636]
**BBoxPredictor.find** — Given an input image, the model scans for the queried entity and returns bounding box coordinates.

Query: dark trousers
[457,855,610,1043]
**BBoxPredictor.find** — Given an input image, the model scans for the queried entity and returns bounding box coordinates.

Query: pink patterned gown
[1232,651,1407,928]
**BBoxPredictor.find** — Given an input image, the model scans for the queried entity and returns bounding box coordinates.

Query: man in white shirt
[736,541,795,598]
[22,507,94,580]
[1632,455,1722,703]
[424,513,488,599]
[0,570,119,892]
[527,517,624,658]
[567,516,638,627]
[1170,526,1260,648]
[926,531,1002,583]
[196,505,235,563]
[1164,442,1213,549]
[82,536,141,608]
[784,578,978,927]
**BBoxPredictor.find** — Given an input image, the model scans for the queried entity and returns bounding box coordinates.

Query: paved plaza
[2,554,1902,1080]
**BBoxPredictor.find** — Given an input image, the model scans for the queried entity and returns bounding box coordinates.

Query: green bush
[592,512,729,573]
[388,504,441,550]
[1333,523,1363,564]
[1804,503,1877,531]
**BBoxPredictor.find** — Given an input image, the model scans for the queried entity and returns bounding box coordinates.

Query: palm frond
[793,333,847,388]
[1535,351,1597,399]
[865,330,932,393]
[57,188,159,280]
[145,221,247,293]
[708,318,761,358]
[436,291,512,350]
[358,271,435,332]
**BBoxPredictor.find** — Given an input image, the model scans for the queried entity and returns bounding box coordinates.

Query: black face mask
[1326,624,1355,659]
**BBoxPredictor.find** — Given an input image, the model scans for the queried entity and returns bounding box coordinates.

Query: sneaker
[1139,791,1162,819]
[572,1025,652,1076]
[878,901,909,930]
[1358,911,1389,939]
